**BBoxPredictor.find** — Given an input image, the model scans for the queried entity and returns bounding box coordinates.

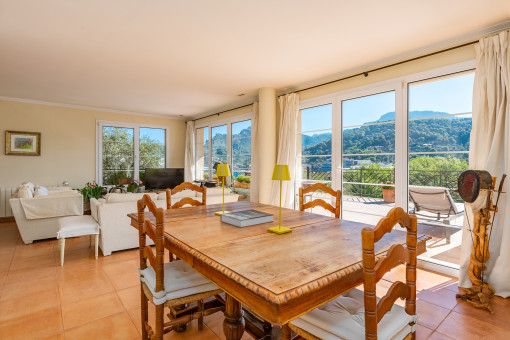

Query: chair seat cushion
[139,261,219,305]
[57,215,100,239]
[291,288,417,340]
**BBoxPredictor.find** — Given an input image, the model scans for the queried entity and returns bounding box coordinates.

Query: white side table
[57,215,100,266]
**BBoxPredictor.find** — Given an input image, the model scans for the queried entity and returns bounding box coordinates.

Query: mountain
[302,112,472,164]
[302,133,332,150]
[368,110,459,124]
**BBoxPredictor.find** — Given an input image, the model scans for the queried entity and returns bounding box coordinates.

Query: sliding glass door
[341,91,396,224]
[407,71,474,268]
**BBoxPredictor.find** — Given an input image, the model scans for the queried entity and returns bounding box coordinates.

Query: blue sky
[140,127,165,144]
[302,72,474,131]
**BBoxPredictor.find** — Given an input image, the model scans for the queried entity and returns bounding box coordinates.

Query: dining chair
[299,182,341,218]
[289,207,418,340]
[137,194,223,340]
[166,182,207,209]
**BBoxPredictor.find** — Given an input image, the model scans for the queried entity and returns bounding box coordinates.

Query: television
[144,168,184,190]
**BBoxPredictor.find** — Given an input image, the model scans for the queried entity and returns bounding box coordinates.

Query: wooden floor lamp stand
[456,177,502,314]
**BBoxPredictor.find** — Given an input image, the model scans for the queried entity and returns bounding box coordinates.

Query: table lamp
[268,164,292,234]
[215,163,231,216]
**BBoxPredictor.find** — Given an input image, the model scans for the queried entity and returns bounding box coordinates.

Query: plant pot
[234,182,250,189]
[382,189,395,203]
[83,200,90,212]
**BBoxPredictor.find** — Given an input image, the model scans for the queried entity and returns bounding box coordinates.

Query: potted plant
[127,179,144,193]
[234,175,251,189]
[79,182,105,211]
[380,181,395,203]
[109,183,126,193]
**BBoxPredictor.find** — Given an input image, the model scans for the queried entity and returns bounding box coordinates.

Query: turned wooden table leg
[281,324,292,340]
[223,294,245,340]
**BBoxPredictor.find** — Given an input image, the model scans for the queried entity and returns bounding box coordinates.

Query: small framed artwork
[5,130,41,156]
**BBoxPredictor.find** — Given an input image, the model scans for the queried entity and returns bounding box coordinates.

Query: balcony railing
[301,167,464,202]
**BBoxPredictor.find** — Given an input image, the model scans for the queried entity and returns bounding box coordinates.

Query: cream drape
[459,31,510,297]
[270,93,299,208]
[250,102,260,203]
[184,121,195,182]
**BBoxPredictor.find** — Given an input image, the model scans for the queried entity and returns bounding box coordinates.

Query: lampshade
[216,163,231,177]
[272,164,291,181]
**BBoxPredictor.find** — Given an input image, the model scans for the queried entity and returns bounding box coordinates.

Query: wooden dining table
[128,201,428,340]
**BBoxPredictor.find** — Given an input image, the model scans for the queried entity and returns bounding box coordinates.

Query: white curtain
[459,31,510,297]
[250,102,260,203]
[184,121,195,183]
[271,93,299,208]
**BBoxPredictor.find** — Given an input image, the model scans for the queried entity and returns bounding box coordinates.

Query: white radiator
[0,187,16,217]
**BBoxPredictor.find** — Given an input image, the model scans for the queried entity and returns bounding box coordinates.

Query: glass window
[195,127,209,180]
[139,128,166,181]
[99,123,168,185]
[195,118,252,195]
[408,71,474,268]
[211,125,228,178]
[232,120,252,184]
[342,91,396,219]
[102,126,134,185]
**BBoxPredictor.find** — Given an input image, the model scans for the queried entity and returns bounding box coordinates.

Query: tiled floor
[1,222,510,340]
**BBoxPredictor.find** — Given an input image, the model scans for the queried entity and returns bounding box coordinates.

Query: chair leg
[141,285,149,340]
[59,238,65,266]
[155,304,164,340]
[198,300,204,330]
[95,234,99,259]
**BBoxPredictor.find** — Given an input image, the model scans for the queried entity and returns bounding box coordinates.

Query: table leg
[223,294,245,340]
[281,324,292,340]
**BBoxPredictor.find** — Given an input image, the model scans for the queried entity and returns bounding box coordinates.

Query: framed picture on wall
[5,130,41,156]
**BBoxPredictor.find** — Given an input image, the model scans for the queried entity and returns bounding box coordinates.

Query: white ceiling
[1,1,509,119]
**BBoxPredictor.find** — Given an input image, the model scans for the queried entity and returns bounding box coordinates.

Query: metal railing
[302,167,464,202]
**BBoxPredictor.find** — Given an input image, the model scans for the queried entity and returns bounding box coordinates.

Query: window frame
[194,112,253,183]
[297,59,475,212]
[96,120,170,185]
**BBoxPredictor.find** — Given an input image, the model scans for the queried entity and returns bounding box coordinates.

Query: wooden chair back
[165,182,207,209]
[361,207,417,340]
[137,194,166,293]
[299,183,341,218]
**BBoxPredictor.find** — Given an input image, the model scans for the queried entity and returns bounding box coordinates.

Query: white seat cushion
[139,260,219,305]
[57,215,100,239]
[291,288,417,340]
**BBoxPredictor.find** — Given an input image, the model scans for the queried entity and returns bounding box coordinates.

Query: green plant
[244,176,251,184]
[380,181,394,190]
[79,182,105,200]
[127,179,143,193]
[236,175,245,183]
[109,184,126,193]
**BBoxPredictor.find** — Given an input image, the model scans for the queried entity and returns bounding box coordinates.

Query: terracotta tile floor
[1,222,510,340]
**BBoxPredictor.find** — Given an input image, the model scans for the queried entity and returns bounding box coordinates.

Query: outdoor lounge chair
[408,185,465,243]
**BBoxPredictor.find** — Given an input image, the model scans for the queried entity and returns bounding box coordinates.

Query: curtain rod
[189,103,253,122]
[191,39,479,123]
[281,40,477,96]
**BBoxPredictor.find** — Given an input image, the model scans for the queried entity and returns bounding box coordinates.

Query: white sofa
[10,187,83,244]
[90,188,239,256]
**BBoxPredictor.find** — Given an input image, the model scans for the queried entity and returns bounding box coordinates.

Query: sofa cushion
[105,193,157,204]
[18,186,34,198]
[34,186,49,197]
[139,261,219,305]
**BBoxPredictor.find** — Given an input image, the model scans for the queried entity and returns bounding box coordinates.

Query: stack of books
[220,210,274,227]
